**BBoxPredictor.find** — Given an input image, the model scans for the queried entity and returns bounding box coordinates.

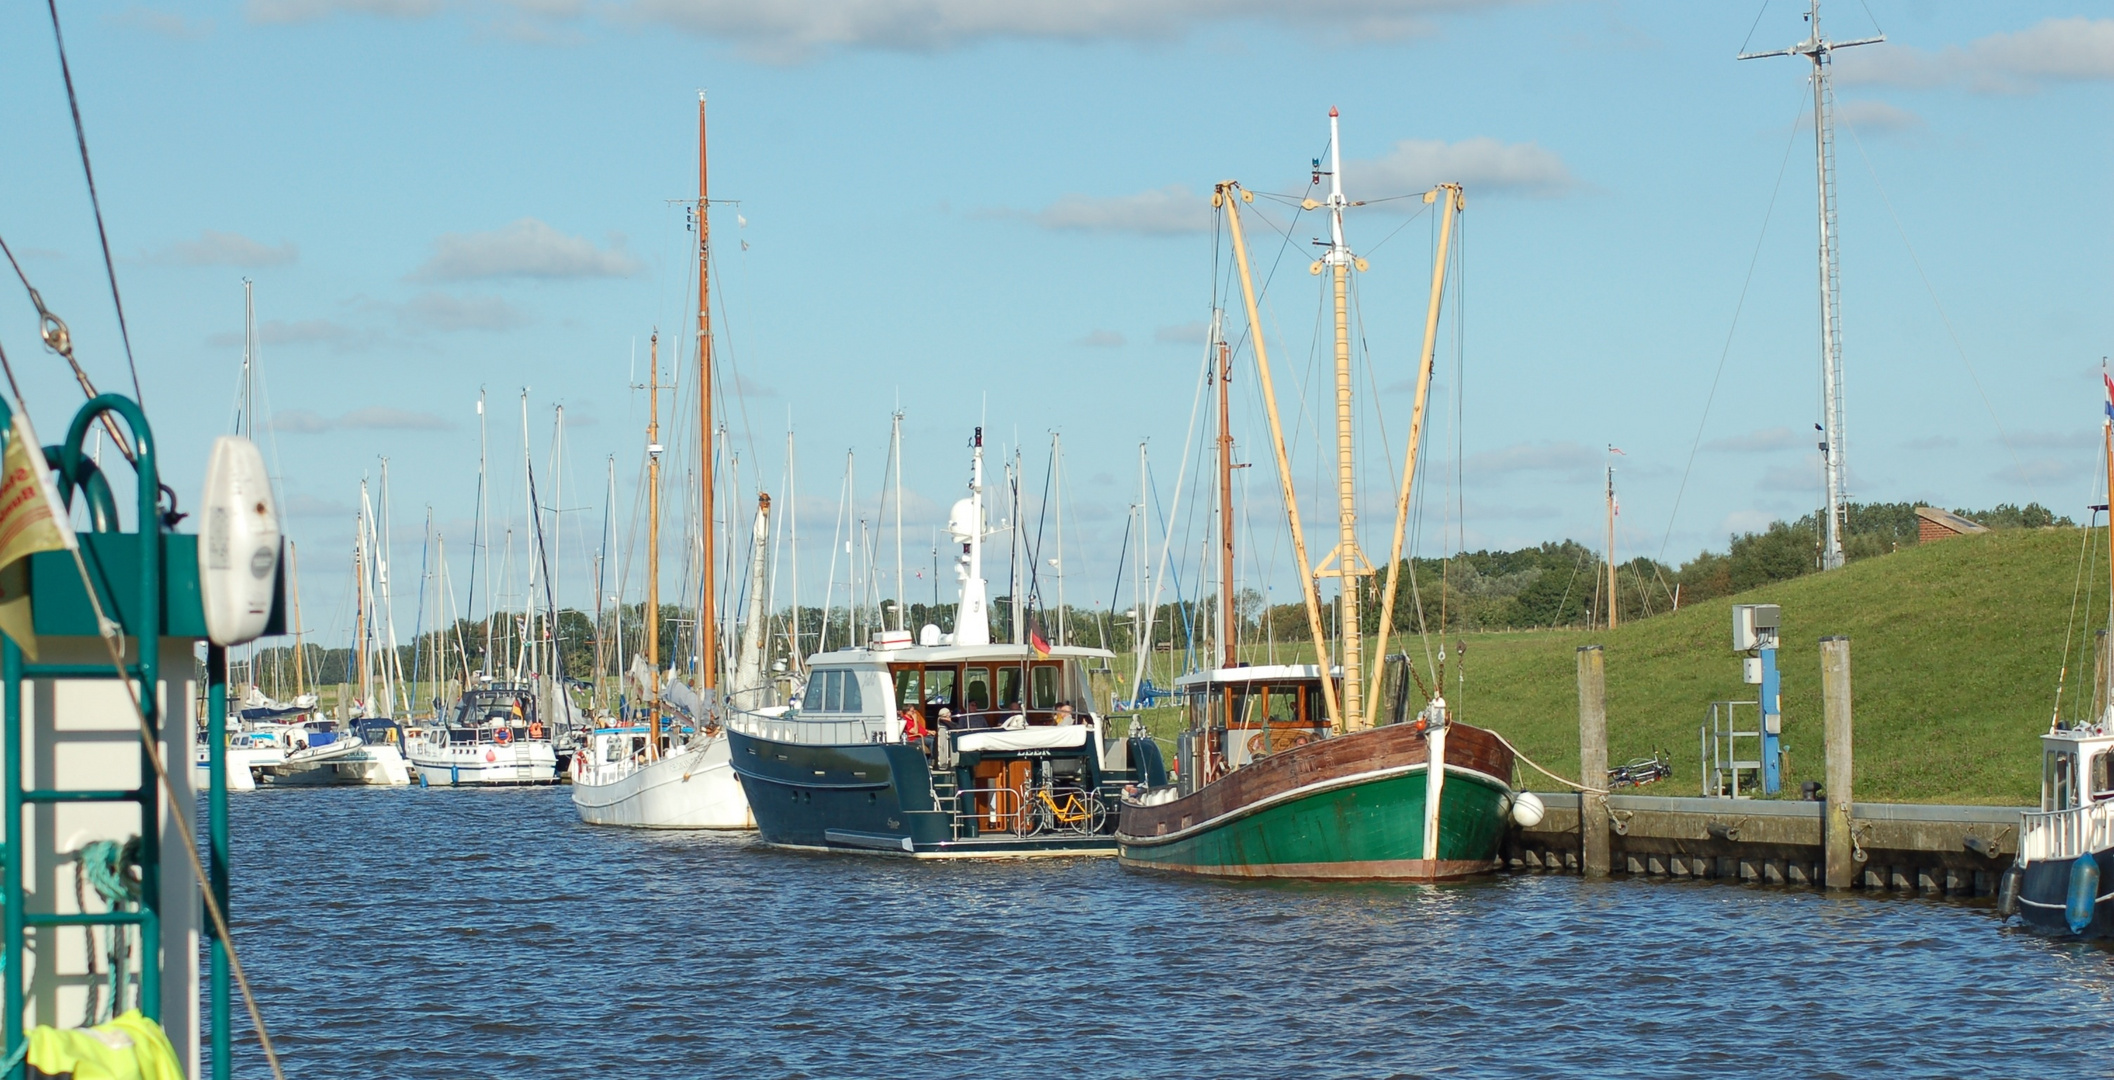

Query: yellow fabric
[0,410,80,661]
[23,1010,181,1080]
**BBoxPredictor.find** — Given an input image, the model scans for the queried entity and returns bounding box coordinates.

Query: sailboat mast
[288,541,306,698]
[355,489,370,712]
[647,332,664,756]
[519,391,537,680]
[787,426,801,667]
[892,411,905,632]
[1052,431,1067,647]
[1605,459,1619,630]
[477,389,492,678]
[696,91,719,695]
[1215,318,1237,669]
[2103,366,2113,719]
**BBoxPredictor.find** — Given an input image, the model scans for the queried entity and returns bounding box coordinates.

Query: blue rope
[76,838,140,1024]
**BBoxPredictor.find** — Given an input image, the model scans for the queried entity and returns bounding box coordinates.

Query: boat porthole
[803,791,813,803]
[868,793,877,805]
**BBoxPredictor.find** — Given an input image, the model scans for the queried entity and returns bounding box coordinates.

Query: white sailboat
[574,101,754,828]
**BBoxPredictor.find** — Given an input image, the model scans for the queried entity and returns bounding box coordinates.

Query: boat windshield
[454,688,537,727]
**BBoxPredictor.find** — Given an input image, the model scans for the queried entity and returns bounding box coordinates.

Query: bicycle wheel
[1085,797,1108,834]
[1021,796,1048,836]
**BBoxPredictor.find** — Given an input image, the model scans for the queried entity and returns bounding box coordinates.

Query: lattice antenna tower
[1740,0,1882,570]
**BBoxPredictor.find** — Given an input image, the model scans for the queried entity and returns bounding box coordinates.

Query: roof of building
[1914,506,1990,535]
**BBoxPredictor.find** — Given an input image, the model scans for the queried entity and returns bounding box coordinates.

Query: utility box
[1732,604,1781,651]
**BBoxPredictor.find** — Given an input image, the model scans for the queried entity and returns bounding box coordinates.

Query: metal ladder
[0,396,233,1078]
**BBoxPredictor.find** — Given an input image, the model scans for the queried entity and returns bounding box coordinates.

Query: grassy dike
[1116,526,2096,805]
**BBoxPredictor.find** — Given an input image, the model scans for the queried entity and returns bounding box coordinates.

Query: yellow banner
[0,411,79,659]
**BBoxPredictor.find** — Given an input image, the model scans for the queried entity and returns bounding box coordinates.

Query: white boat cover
[955,725,1091,753]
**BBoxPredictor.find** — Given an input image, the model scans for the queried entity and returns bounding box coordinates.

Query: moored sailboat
[571,99,752,828]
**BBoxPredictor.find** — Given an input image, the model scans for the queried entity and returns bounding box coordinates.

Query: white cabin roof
[805,643,1116,669]
[1173,664,1340,690]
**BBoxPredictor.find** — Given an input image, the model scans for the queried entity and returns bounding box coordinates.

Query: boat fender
[1995,865,2022,919]
[198,436,280,646]
[484,749,496,763]
[2067,854,2100,934]
[1510,791,1546,829]
[528,721,543,739]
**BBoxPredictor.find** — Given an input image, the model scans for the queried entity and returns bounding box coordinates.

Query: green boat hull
[1117,765,1511,880]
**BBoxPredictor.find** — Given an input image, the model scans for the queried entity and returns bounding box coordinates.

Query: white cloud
[1834,99,1922,133]
[1351,137,1574,199]
[1075,329,1125,348]
[1461,440,1597,482]
[1836,17,2114,94]
[1021,185,1209,236]
[613,0,1503,61]
[1994,458,2075,485]
[207,318,359,348]
[107,6,213,37]
[271,407,452,432]
[247,0,441,24]
[398,291,528,332]
[1703,426,1804,453]
[147,230,297,267]
[1155,321,1208,344]
[411,218,641,281]
[1758,461,1822,492]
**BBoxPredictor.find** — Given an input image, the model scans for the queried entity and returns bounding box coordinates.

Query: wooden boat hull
[1116,721,1514,881]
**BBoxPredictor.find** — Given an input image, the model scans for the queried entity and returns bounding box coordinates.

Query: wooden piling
[1578,645,1610,879]
[1822,636,1855,889]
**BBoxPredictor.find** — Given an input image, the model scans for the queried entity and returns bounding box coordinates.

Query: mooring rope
[74,838,139,1025]
[1485,729,1608,796]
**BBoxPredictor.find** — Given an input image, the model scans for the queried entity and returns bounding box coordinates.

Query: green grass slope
[1427,527,2093,805]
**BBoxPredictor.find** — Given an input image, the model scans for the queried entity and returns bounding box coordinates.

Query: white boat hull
[408,739,560,786]
[571,733,752,829]
[268,744,414,787]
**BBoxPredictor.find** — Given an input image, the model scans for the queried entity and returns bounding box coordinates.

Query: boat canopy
[1173,664,1340,690]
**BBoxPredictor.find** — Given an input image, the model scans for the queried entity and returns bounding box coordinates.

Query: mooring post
[1821,636,1854,889]
[1578,644,1610,878]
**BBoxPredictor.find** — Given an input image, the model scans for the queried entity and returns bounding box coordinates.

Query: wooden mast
[695,92,718,695]
[647,333,663,758]
[1363,183,1460,727]
[1321,106,1369,731]
[1218,180,1341,732]
[1215,329,1236,670]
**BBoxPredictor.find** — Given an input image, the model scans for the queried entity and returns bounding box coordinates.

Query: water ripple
[213,786,2108,1078]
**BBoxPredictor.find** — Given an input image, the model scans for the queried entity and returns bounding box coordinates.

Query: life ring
[527,721,543,739]
[494,726,514,746]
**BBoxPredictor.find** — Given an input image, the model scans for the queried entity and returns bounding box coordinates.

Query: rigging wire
[44,0,144,406]
[1654,86,1809,569]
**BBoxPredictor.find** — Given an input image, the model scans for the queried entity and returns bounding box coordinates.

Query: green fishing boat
[1117,664,1517,880]
[1118,111,1528,881]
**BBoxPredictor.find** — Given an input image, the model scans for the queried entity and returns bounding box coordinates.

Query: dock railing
[1702,700,1765,798]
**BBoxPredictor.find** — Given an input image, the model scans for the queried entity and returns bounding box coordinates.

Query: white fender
[1511,790,1546,829]
[199,436,280,645]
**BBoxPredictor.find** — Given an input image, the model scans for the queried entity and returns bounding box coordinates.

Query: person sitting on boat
[962,693,991,729]
[901,707,930,743]
[1053,701,1076,726]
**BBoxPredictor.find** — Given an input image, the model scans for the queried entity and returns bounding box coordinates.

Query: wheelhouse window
[963,667,992,713]
[1031,665,1059,710]
[997,667,1023,710]
[802,669,865,713]
[2049,749,2080,811]
[2094,750,2114,801]
[895,668,921,708]
[923,667,957,708]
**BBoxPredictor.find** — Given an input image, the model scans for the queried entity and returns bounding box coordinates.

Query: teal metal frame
[0,395,231,1077]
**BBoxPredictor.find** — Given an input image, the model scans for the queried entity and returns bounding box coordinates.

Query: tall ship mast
[695,91,718,697]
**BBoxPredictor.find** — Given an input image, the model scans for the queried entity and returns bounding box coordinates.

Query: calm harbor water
[219,786,2104,1079]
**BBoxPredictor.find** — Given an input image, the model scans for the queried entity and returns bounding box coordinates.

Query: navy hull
[2016,849,2114,937]
[726,728,1116,857]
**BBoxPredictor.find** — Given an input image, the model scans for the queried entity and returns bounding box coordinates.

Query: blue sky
[0,1,2108,648]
